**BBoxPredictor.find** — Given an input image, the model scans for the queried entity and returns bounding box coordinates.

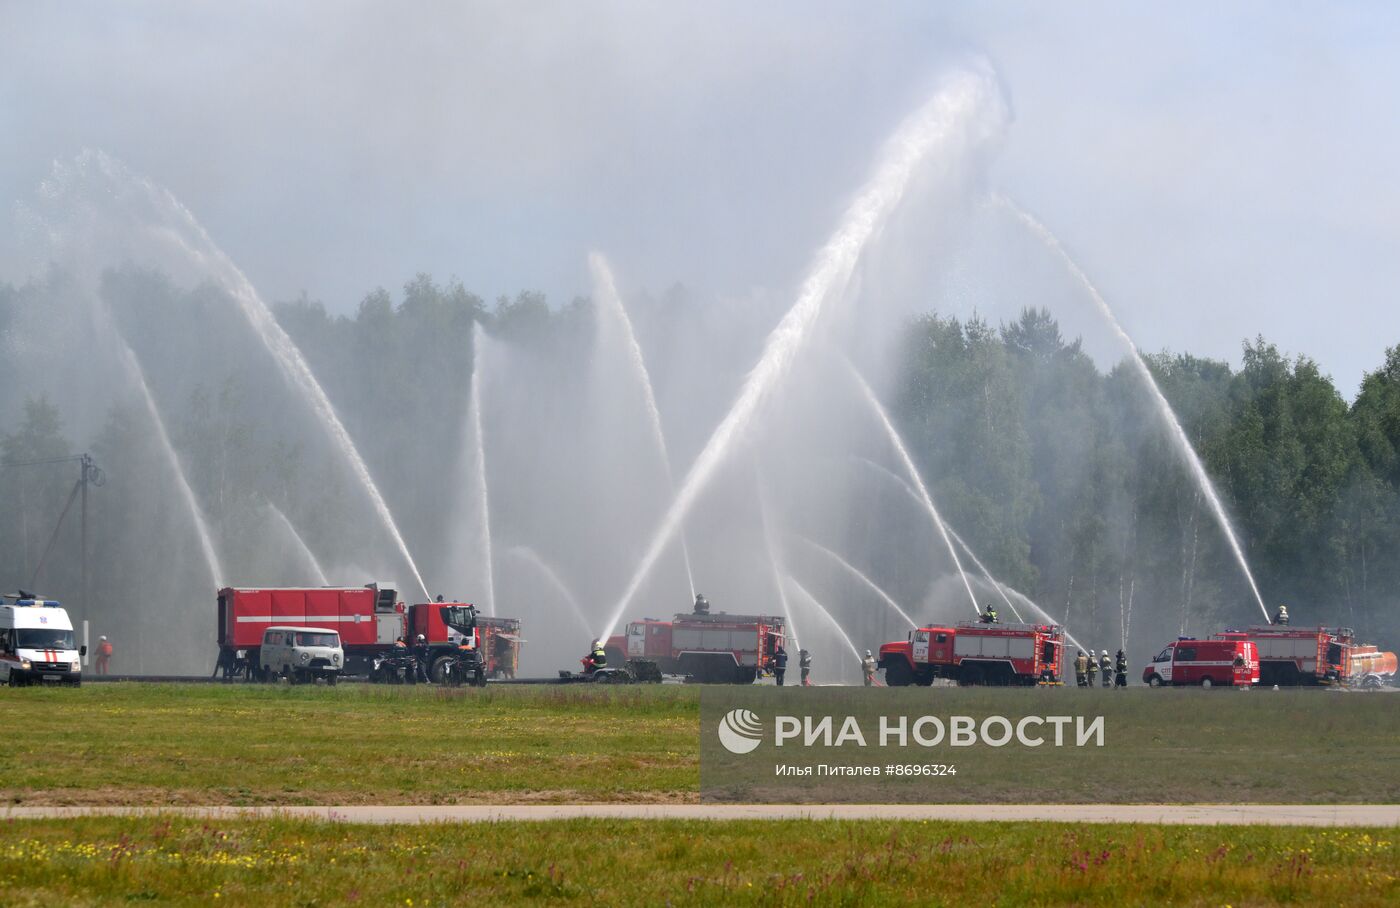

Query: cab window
[936,633,949,644]
[914,630,929,643]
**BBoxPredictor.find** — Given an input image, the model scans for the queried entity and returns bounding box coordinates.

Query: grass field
[0,684,697,806]
[0,816,1394,906]
[2,683,1397,806]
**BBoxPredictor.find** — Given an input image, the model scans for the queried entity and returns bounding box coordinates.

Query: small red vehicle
[605,608,784,683]
[1141,636,1259,688]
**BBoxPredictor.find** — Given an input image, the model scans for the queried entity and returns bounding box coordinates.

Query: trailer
[878,622,1063,686]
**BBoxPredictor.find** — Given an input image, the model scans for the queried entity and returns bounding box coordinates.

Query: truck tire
[883,660,913,687]
[430,655,454,684]
[1147,674,1163,688]
[958,664,984,687]
[1200,676,1214,689]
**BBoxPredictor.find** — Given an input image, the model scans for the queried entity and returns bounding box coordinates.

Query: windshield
[1155,647,1171,663]
[295,632,339,647]
[17,628,75,650]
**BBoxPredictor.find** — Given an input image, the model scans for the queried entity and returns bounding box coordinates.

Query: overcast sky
[4,1,1397,396]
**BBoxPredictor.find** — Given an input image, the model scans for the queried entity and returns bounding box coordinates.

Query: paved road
[5,804,1396,826]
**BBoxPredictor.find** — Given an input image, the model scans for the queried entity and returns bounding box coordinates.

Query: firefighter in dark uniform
[1099,650,1112,688]
[586,639,608,674]
[979,604,999,624]
[773,645,788,686]
[1114,649,1128,688]
[693,593,710,615]
[413,634,432,683]
[1074,649,1088,687]
[1273,605,1290,626]
[1085,650,1098,687]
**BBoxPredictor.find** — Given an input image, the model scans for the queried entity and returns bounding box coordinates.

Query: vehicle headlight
[300,652,310,662]
[72,660,82,671]
[332,653,341,664]
[20,659,31,670]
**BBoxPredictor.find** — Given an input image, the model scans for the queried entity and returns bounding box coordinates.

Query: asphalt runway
[5,804,1396,826]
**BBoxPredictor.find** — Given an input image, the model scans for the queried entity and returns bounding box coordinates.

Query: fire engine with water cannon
[878,621,1064,686]
[604,596,785,683]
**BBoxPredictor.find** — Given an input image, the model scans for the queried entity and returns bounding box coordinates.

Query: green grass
[0,816,1394,906]
[0,684,698,805]
[2,684,1396,806]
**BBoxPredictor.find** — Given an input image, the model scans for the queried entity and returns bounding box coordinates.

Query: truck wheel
[327,673,338,687]
[1147,674,1163,688]
[1200,676,1214,689]
[883,661,912,687]
[430,655,454,684]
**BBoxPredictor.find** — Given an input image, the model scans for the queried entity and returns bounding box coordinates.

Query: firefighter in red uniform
[96,636,113,675]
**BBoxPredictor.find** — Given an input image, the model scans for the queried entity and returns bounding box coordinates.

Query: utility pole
[2,453,103,613]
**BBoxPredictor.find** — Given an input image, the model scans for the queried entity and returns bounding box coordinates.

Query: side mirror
[80,645,88,657]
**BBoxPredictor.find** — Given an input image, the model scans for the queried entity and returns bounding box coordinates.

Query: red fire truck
[1217,625,1396,688]
[604,609,785,683]
[1141,636,1259,688]
[217,584,405,676]
[218,585,521,681]
[878,622,1064,686]
[405,603,523,681]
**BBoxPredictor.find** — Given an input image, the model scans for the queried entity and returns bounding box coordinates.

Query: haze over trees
[1,271,1397,672]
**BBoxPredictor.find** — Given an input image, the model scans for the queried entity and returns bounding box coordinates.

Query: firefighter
[586,639,607,674]
[862,649,877,686]
[693,593,710,615]
[413,634,432,683]
[1099,650,1112,688]
[1114,649,1128,688]
[799,648,812,686]
[435,594,445,603]
[1085,650,1098,687]
[1273,604,1290,626]
[979,604,999,624]
[773,645,787,686]
[95,635,113,675]
[1074,649,1088,687]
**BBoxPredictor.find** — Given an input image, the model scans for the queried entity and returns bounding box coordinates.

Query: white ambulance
[0,596,85,687]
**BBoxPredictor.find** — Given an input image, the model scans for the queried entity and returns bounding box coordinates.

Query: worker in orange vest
[96,636,113,675]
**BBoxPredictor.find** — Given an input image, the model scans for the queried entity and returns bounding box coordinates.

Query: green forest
[2,272,1397,671]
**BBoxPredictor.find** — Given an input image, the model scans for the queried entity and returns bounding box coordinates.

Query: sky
[3,0,1397,397]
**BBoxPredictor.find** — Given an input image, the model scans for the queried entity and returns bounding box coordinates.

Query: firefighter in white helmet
[1273,605,1290,626]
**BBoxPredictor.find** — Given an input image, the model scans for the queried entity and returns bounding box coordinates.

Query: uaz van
[259,626,343,684]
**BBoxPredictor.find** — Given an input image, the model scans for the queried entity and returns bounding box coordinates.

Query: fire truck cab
[1142,636,1259,688]
[0,596,84,687]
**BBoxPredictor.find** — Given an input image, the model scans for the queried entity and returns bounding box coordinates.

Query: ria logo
[717,708,763,754]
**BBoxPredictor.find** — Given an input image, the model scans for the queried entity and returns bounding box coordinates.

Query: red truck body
[217,584,405,674]
[605,611,785,683]
[1141,636,1259,688]
[878,622,1064,686]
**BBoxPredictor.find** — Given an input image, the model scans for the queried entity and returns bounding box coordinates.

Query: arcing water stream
[601,68,1003,640]
[589,253,696,600]
[267,503,329,586]
[468,323,497,616]
[797,536,917,629]
[111,330,224,587]
[59,152,431,602]
[999,196,1270,622]
[785,575,863,668]
[844,362,981,616]
[504,546,592,637]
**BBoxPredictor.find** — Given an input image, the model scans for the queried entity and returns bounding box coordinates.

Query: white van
[259,626,343,684]
[0,597,84,687]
